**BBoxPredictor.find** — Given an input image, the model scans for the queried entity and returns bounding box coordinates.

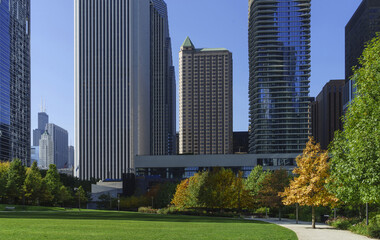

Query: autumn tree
[6,159,26,204]
[24,161,43,205]
[171,178,190,208]
[329,35,380,205]
[280,137,338,228]
[257,169,289,220]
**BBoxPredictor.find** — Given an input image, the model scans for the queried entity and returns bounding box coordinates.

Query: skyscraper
[179,37,233,155]
[150,0,176,155]
[75,0,151,180]
[311,80,345,150]
[0,0,31,165]
[46,123,68,169]
[248,0,311,154]
[39,130,53,169]
[344,0,380,109]
[68,145,74,169]
[33,111,49,146]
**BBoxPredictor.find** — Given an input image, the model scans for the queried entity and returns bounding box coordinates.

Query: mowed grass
[0,210,298,240]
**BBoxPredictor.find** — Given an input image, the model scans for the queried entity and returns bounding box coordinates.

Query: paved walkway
[248,217,373,240]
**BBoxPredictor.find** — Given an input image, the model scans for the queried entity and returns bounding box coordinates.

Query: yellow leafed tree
[280,137,338,228]
[171,178,190,208]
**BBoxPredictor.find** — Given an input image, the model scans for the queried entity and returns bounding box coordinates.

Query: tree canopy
[329,35,380,204]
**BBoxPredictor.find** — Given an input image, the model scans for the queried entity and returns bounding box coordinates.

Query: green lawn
[0,210,298,240]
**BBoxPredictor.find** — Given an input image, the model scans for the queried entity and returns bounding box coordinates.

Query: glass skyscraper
[248,0,311,154]
[0,0,31,164]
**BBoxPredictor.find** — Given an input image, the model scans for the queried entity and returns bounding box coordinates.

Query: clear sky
[31,0,363,145]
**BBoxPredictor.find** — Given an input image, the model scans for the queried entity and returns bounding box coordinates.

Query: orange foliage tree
[280,137,338,228]
[171,178,190,208]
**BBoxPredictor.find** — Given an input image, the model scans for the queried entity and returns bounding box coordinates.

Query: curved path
[249,218,373,240]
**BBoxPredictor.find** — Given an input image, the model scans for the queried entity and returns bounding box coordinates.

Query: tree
[245,165,270,203]
[6,159,26,204]
[0,162,10,203]
[75,186,88,209]
[257,169,289,220]
[58,185,72,207]
[44,164,62,205]
[154,182,178,208]
[280,137,338,228]
[24,161,43,205]
[171,178,190,208]
[329,35,380,205]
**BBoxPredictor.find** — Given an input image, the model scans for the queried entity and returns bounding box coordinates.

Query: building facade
[179,37,233,155]
[39,130,54,169]
[150,0,176,155]
[33,111,49,146]
[311,80,345,150]
[68,145,74,169]
[31,146,39,166]
[75,0,151,180]
[248,0,311,154]
[344,0,380,109]
[46,123,68,169]
[0,0,31,165]
[233,131,249,154]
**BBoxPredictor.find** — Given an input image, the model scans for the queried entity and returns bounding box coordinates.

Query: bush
[368,215,380,238]
[120,196,149,210]
[157,205,179,215]
[326,216,359,230]
[138,207,158,214]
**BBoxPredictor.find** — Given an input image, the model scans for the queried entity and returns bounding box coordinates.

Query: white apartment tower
[74,0,151,179]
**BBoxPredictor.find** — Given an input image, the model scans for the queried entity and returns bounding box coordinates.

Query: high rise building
[68,145,74,169]
[179,37,233,155]
[75,0,151,179]
[0,0,31,165]
[248,0,311,154]
[33,111,49,146]
[46,123,68,169]
[39,130,53,169]
[344,0,380,109]
[311,80,345,150]
[150,0,176,155]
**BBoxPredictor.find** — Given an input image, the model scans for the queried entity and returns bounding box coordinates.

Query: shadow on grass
[0,210,272,225]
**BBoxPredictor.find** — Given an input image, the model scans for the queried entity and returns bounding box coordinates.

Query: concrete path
[249,218,373,240]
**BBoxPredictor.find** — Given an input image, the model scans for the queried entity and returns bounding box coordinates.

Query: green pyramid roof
[181,36,194,48]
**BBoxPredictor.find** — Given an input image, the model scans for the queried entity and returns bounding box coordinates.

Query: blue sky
[31,0,363,145]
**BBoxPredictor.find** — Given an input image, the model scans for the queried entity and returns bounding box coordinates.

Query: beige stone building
[179,37,233,155]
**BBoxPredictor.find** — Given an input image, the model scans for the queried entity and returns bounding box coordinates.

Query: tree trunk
[366,203,369,226]
[296,204,299,224]
[279,207,282,221]
[312,206,316,229]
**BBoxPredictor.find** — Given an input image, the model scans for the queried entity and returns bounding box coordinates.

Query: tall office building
[68,145,74,169]
[39,130,54,169]
[248,0,311,154]
[0,0,31,165]
[150,0,176,155]
[311,80,345,150]
[179,37,233,155]
[46,123,68,169]
[344,0,380,109]
[33,111,49,146]
[75,0,151,180]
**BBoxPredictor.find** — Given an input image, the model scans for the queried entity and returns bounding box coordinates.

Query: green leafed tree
[329,35,380,205]
[0,162,10,203]
[6,159,26,204]
[75,186,88,209]
[44,164,62,205]
[24,161,43,205]
[245,165,270,203]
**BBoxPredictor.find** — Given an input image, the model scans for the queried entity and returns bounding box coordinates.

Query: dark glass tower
[248,0,311,154]
[150,0,176,155]
[0,0,31,164]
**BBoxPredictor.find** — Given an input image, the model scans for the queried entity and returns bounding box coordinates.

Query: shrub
[368,215,380,238]
[326,216,359,230]
[138,207,158,214]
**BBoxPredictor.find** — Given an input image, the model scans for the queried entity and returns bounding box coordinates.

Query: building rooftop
[181,36,195,48]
